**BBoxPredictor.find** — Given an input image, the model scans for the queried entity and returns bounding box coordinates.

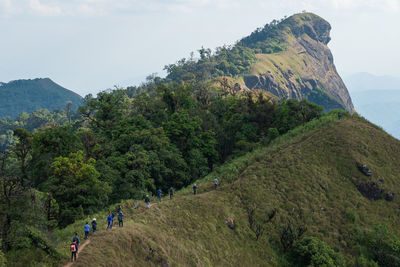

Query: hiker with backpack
[70,240,78,262]
[91,218,97,234]
[107,213,113,230]
[193,184,198,195]
[214,178,219,190]
[84,222,90,239]
[169,186,174,200]
[145,194,150,209]
[71,233,80,262]
[156,188,162,202]
[118,211,123,227]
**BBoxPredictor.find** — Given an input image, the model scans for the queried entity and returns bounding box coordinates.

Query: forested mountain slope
[69,113,400,266]
[0,78,82,119]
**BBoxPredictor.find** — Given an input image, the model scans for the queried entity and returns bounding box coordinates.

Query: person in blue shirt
[193,184,198,195]
[91,218,97,234]
[72,233,80,250]
[107,213,113,230]
[111,212,116,227]
[118,211,123,227]
[145,195,150,209]
[156,189,162,202]
[84,222,90,239]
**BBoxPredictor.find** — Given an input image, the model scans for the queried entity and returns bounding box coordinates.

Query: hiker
[145,194,150,209]
[169,186,174,200]
[193,184,198,195]
[84,222,90,239]
[338,113,342,120]
[72,233,80,251]
[214,178,219,190]
[118,211,124,227]
[91,218,97,234]
[156,188,162,202]
[111,212,116,227]
[70,240,78,262]
[117,205,122,214]
[107,213,113,230]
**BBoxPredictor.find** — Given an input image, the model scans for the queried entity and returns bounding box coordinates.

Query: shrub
[279,222,307,252]
[292,237,346,266]
[356,256,378,267]
[359,225,400,267]
[0,245,6,267]
[266,128,279,144]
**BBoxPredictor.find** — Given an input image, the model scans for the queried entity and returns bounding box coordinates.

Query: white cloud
[0,0,247,18]
[0,0,18,17]
[29,0,62,16]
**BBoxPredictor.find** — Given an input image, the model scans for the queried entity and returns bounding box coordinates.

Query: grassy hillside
[55,111,400,266]
[0,78,82,119]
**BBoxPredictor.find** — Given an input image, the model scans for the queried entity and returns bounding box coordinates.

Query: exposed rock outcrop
[241,13,355,112]
[357,181,395,202]
[357,163,372,176]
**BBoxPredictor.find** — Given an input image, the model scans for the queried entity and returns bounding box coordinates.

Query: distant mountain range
[344,73,400,139]
[0,78,82,119]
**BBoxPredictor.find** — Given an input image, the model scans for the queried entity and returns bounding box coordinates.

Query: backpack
[70,242,77,252]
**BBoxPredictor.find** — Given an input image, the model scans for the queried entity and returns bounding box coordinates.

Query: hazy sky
[1,0,399,96]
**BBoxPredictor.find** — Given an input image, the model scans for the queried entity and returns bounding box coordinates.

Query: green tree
[30,125,81,188]
[13,128,32,185]
[293,237,346,267]
[48,151,111,226]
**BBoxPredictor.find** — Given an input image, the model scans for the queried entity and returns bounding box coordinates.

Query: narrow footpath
[63,239,91,267]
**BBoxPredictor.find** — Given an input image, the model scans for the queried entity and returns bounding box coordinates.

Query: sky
[0,0,399,96]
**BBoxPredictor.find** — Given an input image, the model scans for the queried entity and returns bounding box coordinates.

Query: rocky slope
[239,13,355,112]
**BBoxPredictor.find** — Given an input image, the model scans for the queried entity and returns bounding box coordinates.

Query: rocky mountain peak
[285,13,332,45]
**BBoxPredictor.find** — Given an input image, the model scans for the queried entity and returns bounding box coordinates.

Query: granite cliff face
[240,13,355,112]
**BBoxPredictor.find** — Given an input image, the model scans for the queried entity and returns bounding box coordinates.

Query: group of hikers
[107,206,124,230]
[69,178,219,262]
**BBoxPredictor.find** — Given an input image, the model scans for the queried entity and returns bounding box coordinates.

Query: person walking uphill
[169,186,174,200]
[84,222,90,239]
[70,240,78,262]
[118,211,123,227]
[92,218,97,234]
[214,178,219,190]
[156,188,162,202]
[193,184,198,195]
[107,213,113,230]
[71,233,80,262]
[72,233,80,250]
[145,194,150,209]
